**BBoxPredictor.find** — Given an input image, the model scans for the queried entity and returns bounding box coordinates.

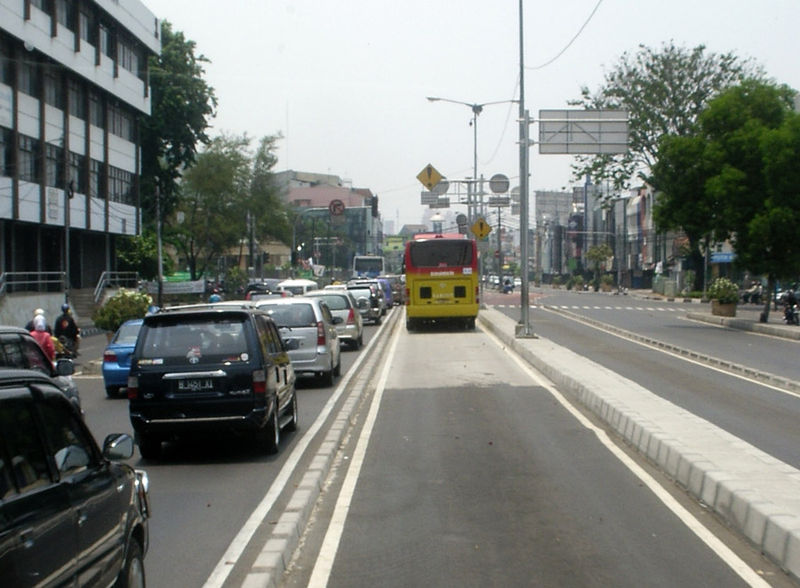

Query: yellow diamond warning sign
[471,217,492,240]
[416,163,443,191]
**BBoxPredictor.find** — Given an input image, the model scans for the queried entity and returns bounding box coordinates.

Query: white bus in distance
[352,255,384,279]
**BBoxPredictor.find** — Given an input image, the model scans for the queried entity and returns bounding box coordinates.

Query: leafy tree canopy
[140,21,217,224]
[571,41,763,192]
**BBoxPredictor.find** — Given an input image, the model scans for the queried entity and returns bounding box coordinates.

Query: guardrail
[0,272,66,296]
[93,271,140,303]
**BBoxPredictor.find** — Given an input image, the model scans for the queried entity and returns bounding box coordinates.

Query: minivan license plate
[177,379,214,392]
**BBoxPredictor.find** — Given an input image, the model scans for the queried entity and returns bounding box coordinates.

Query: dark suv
[127,304,297,459]
[0,326,80,411]
[0,369,150,586]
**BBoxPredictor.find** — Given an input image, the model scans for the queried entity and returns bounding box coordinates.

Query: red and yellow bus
[403,233,479,330]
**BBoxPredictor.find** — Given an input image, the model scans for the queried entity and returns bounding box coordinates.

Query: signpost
[538,110,629,154]
[416,163,443,191]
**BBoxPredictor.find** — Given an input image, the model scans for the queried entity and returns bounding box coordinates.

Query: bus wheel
[466,318,475,330]
[406,318,415,331]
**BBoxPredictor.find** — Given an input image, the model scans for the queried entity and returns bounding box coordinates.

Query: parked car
[0,325,80,411]
[102,318,143,398]
[127,304,297,459]
[0,369,150,586]
[345,283,383,325]
[302,289,364,350]
[255,297,342,386]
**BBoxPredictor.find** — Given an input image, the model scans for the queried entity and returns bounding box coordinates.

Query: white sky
[141,0,800,228]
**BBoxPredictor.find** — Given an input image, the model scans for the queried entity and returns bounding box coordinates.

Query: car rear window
[259,304,316,327]
[138,316,247,360]
[312,295,347,311]
[114,322,142,345]
[348,288,372,300]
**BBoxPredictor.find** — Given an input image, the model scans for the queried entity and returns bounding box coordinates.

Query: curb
[478,307,800,581]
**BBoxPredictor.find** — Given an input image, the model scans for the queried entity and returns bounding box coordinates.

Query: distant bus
[352,255,385,279]
[403,233,479,330]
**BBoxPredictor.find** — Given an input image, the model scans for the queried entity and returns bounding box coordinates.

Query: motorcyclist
[24,308,52,334]
[54,303,80,356]
[29,315,55,362]
[208,289,222,303]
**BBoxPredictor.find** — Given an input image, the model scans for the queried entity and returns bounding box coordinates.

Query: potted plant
[708,277,738,317]
[92,289,153,338]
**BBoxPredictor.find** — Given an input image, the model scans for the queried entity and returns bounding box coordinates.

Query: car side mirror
[102,433,134,460]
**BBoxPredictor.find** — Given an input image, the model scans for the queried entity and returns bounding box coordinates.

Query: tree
[652,80,799,318]
[116,231,172,281]
[571,42,762,191]
[139,21,217,225]
[250,135,291,246]
[167,134,252,280]
[586,243,613,290]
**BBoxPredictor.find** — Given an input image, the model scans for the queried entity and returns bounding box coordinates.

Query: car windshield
[138,316,247,359]
[114,322,142,345]
[259,304,317,328]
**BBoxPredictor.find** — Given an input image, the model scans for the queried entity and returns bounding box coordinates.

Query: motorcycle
[783,303,799,326]
[53,335,78,359]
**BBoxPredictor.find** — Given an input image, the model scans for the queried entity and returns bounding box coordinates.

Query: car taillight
[317,321,326,345]
[346,308,355,324]
[252,369,266,395]
[127,375,139,400]
[103,350,117,363]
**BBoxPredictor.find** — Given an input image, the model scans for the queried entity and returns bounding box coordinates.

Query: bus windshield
[408,240,473,268]
[353,256,384,277]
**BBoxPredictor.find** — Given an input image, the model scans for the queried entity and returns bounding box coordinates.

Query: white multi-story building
[0,0,159,295]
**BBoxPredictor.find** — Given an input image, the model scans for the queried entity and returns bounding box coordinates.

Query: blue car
[102,318,143,398]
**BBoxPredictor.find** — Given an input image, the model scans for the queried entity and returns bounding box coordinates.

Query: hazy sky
[141,0,800,228]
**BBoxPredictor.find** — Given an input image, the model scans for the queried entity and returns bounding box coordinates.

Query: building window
[89,158,102,199]
[109,102,134,141]
[18,60,39,97]
[0,127,12,177]
[68,79,85,119]
[99,23,112,58]
[45,143,63,188]
[117,36,138,74]
[79,9,95,45]
[0,39,12,85]
[68,152,85,194]
[43,69,63,109]
[55,0,74,31]
[109,166,133,205]
[89,90,103,127]
[30,0,49,11]
[18,135,39,182]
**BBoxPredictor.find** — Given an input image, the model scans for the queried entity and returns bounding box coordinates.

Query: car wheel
[285,391,298,432]
[357,333,363,348]
[333,355,341,377]
[320,367,334,387]
[115,539,145,588]
[374,315,382,325]
[260,403,280,454]
[105,386,120,398]
[137,434,161,460]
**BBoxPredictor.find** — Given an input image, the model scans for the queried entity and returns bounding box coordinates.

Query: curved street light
[425,96,517,224]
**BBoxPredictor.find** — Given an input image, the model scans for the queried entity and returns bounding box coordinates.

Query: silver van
[303,289,364,350]
[256,298,342,386]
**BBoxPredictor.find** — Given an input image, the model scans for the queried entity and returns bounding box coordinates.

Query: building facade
[0,0,159,293]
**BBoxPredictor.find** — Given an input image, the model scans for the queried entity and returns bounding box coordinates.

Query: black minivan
[127,304,297,459]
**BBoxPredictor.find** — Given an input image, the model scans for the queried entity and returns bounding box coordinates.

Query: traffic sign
[328,199,345,216]
[471,217,492,240]
[416,164,443,191]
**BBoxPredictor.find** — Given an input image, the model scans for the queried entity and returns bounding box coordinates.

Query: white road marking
[481,326,770,587]
[307,313,402,587]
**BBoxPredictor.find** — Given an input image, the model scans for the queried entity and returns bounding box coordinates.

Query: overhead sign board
[487,196,510,207]
[538,109,629,154]
[420,191,438,205]
[417,164,443,190]
[429,197,450,209]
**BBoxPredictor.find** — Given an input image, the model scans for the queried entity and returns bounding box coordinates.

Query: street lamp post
[426,96,517,224]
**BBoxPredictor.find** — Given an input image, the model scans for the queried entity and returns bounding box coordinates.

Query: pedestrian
[29,315,55,362]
